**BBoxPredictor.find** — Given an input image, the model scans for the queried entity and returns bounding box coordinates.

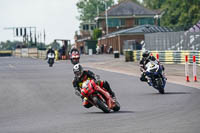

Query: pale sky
[0,0,81,44]
[0,0,134,45]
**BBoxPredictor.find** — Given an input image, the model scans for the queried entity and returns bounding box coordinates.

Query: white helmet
[73,64,83,78]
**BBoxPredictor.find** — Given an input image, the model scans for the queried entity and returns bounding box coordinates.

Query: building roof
[99,24,173,39]
[99,0,156,17]
[76,36,91,42]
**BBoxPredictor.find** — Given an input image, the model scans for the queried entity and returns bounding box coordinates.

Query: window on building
[91,25,94,30]
[83,25,89,30]
[135,19,138,25]
[108,18,117,27]
[108,18,125,27]
[83,25,86,30]
[85,25,89,30]
[135,18,154,25]
[120,19,125,26]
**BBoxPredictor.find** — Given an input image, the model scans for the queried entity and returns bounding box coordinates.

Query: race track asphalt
[0,56,200,133]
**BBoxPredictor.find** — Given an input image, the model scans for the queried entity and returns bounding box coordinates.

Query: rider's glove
[75,90,84,99]
[75,89,81,96]
[140,67,145,72]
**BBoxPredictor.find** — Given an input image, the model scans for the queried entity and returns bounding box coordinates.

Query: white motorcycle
[47,53,55,67]
[145,61,166,94]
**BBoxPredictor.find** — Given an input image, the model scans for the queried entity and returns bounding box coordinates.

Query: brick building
[95,0,159,35]
[75,0,167,53]
[98,25,172,54]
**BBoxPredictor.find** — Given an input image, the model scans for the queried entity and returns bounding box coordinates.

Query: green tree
[118,0,140,4]
[142,0,166,9]
[77,0,114,22]
[0,40,22,50]
[161,0,200,30]
[92,29,102,40]
[47,41,60,50]
[140,0,200,30]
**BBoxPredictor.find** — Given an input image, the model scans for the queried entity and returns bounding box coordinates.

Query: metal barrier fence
[145,32,200,51]
[14,48,46,59]
[13,48,60,60]
[129,50,200,65]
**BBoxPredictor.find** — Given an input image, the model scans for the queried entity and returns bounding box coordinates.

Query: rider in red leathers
[72,64,116,108]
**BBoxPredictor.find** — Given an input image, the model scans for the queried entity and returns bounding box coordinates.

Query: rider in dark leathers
[139,51,165,82]
[72,64,116,108]
[46,47,55,56]
[46,47,55,61]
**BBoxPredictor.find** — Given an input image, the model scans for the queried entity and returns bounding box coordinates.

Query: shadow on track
[144,91,191,95]
[164,92,192,95]
[82,110,135,114]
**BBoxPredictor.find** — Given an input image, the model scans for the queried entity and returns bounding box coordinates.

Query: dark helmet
[142,50,150,59]
[73,64,83,78]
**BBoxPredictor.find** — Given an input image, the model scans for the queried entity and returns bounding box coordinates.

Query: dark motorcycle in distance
[47,53,55,67]
[70,51,80,65]
[81,79,120,113]
[145,61,166,94]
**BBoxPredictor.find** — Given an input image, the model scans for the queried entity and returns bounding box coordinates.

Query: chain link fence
[144,31,200,51]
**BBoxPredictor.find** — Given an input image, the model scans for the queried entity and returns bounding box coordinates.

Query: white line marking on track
[9,64,15,68]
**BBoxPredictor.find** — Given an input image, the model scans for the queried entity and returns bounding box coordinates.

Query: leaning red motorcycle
[81,79,120,113]
[71,51,80,65]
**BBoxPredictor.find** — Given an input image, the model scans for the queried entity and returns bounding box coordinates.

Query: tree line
[0,40,46,50]
[77,0,200,30]
[0,40,67,51]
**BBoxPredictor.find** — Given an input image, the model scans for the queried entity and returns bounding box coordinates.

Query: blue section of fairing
[145,65,166,88]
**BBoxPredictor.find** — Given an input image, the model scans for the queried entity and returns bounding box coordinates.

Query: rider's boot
[163,72,167,80]
[82,97,93,108]
[103,81,116,100]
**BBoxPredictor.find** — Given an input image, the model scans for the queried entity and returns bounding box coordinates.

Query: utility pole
[104,1,109,35]
[43,29,46,46]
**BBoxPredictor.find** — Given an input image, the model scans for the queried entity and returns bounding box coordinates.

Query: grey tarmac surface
[0,56,200,133]
[81,54,200,89]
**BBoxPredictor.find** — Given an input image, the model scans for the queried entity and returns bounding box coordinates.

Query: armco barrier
[128,50,200,65]
[14,48,46,59]
[13,48,59,60]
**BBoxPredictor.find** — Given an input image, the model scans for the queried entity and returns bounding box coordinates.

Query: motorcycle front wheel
[112,100,120,112]
[156,78,165,94]
[93,96,110,113]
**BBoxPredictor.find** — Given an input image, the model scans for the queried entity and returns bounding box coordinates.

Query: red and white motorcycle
[70,51,80,65]
[81,79,120,113]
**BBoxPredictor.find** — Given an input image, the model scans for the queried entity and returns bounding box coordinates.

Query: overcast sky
[0,0,130,44]
[0,0,82,44]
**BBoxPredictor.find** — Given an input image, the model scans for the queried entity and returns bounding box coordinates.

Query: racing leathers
[139,55,165,82]
[72,70,115,108]
[46,49,55,59]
